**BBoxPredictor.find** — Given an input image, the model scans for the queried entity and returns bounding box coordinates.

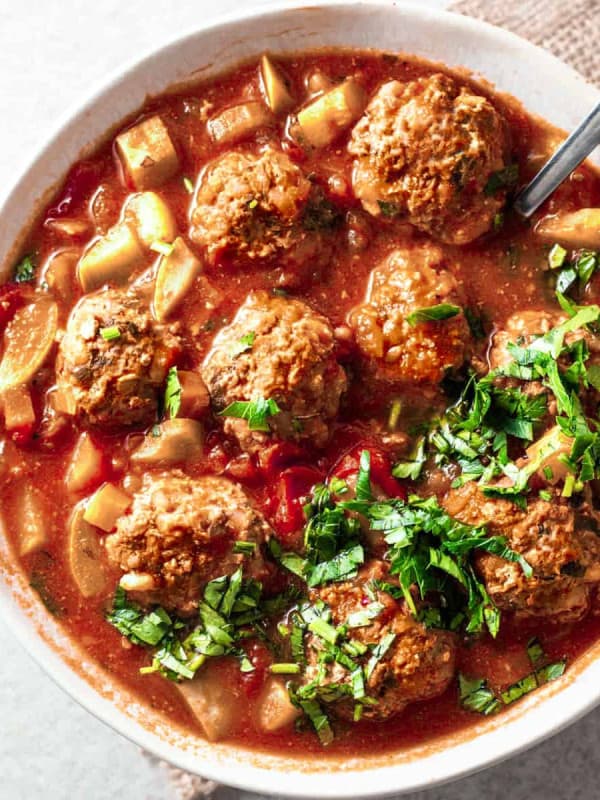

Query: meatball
[489,310,561,371]
[302,563,457,720]
[202,291,347,451]
[56,289,178,428]
[348,74,509,243]
[105,472,271,613]
[444,482,600,622]
[189,147,335,281]
[348,244,470,384]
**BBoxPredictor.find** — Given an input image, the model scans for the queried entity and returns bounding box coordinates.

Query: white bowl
[1,2,599,796]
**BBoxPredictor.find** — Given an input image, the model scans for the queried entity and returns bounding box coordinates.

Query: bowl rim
[1,1,600,797]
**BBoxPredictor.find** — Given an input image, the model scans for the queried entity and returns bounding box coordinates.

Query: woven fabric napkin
[154,2,599,797]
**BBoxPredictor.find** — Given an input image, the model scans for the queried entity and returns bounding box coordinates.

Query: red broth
[3,49,600,756]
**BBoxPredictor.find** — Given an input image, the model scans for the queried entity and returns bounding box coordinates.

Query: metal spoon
[513,100,600,218]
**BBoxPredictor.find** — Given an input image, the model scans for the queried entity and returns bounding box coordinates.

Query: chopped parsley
[14,254,35,283]
[406,303,461,326]
[164,366,181,419]
[459,639,566,715]
[100,326,120,341]
[377,200,401,217]
[219,396,281,432]
[107,569,266,681]
[484,163,519,196]
[549,246,599,297]
[230,332,256,358]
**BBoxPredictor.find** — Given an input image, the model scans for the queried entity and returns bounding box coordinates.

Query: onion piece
[260,54,294,114]
[17,484,48,556]
[0,297,58,391]
[68,504,108,597]
[535,208,600,250]
[78,223,145,292]
[153,237,202,322]
[66,432,105,493]
[176,670,237,742]
[131,418,204,465]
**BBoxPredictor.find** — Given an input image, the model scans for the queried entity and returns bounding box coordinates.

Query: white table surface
[1,1,599,798]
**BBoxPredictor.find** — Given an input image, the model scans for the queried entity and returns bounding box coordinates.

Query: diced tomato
[272,466,324,540]
[46,160,103,218]
[257,441,306,477]
[239,641,272,699]
[330,440,407,500]
[224,453,261,485]
[9,423,35,447]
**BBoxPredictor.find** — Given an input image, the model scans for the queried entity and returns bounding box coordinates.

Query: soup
[3,48,600,756]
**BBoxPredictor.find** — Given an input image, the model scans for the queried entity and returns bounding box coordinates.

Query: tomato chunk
[331,440,407,500]
[272,466,324,541]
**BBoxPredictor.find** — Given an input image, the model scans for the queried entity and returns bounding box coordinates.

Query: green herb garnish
[407,303,461,326]
[100,326,120,341]
[230,332,256,358]
[219,396,281,432]
[484,163,519,196]
[14,254,35,283]
[164,366,182,419]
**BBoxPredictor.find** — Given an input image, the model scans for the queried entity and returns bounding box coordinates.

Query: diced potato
[68,504,107,598]
[17,484,48,556]
[295,79,367,148]
[208,101,273,145]
[526,425,573,484]
[305,69,334,94]
[256,677,301,732]
[0,298,58,391]
[178,371,210,419]
[116,115,179,190]
[124,191,177,249]
[2,385,35,432]
[41,248,79,302]
[535,209,600,250]
[260,54,294,114]
[153,237,202,322]
[177,670,237,742]
[50,387,77,416]
[78,222,145,292]
[131,418,203,465]
[66,433,104,493]
[83,483,131,532]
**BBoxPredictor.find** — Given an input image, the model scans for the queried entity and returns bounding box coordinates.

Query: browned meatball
[489,310,561,371]
[189,147,335,282]
[56,289,178,428]
[348,244,470,384]
[303,563,457,720]
[444,482,600,622]
[202,291,347,452]
[348,74,509,243]
[105,472,271,613]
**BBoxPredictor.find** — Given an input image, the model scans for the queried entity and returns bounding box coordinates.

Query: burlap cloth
[151,1,599,797]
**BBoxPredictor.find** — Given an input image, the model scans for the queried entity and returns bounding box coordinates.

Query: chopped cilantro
[459,674,502,715]
[407,303,461,326]
[219,396,281,432]
[548,243,567,269]
[377,200,400,217]
[14,254,35,283]
[164,366,181,419]
[230,332,256,358]
[484,163,519,196]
